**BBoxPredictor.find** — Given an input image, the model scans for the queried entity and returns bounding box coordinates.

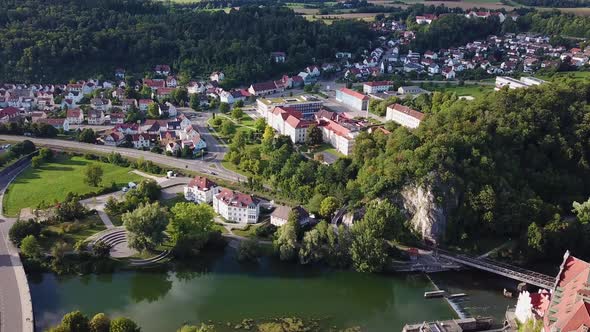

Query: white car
[122,187,128,193]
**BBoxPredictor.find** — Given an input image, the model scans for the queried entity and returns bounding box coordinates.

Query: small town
[1,0,590,332]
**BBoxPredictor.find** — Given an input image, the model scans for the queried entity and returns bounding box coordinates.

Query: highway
[0,131,246,184]
[0,160,35,332]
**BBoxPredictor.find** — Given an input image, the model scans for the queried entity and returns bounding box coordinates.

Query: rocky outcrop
[399,180,457,244]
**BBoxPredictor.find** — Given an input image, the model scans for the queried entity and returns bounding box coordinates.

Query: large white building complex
[495,76,547,90]
[386,103,425,129]
[256,95,323,119]
[335,87,369,111]
[213,188,260,223]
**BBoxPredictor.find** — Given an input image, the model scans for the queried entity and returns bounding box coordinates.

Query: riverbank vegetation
[48,311,360,332]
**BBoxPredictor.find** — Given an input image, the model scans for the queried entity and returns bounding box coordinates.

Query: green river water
[29,248,517,332]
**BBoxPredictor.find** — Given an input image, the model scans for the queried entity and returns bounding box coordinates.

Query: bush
[255,223,277,238]
[238,238,262,262]
[9,219,41,246]
[110,317,140,332]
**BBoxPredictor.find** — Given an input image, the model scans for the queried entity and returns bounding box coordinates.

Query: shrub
[9,219,41,246]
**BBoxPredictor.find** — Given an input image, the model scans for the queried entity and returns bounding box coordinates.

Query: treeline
[0,0,373,84]
[409,14,504,52]
[524,10,590,39]
[511,0,590,7]
[350,79,590,261]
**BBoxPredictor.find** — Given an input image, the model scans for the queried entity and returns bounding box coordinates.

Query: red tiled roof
[251,81,277,92]
[215,188,257,208]
[338,87,369,101]
[188,176,217,191]
[364,81,392,87]
[66,108,82,118]
[389,103,425,120]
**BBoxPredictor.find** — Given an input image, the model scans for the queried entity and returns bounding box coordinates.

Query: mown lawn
[3,156,140,217]
[429,84,494,99]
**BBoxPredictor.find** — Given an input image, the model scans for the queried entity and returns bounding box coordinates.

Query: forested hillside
[0,0,373,83]
[350,80,590,260]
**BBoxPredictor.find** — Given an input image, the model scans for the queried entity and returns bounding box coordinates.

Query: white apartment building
[386,104,425,129]
[213,188,260,223]
[183,176,219,204]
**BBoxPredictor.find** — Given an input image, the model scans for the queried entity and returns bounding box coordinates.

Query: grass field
[536,71,590,82]
[428,83,494,99]
[3,156,141,217]
[303,12,383,24]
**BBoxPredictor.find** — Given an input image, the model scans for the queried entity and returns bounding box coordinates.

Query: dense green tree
[305,124,323,147]
[89,313,111,332]
[169,202,215,256]
[123,202,168,252]
[84,164,104,187]
[219,102,230,114]
[189,94,200,112]
[254,118,266,133]
[60,311,90,332]
[573,198,590,224]
[9,219,41,246]
[147,102,160,119]
[109,317,140,332]
[319,196,338,219]
[231,107,244,121]
[220,120,236,137]
[274,219,298,261]
[78,128,97,143]
[19,235,42,260]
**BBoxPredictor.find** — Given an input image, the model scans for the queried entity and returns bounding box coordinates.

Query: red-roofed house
[386,104,424,129]
[213,188,260,223]
[248,82,281,96]
[336,88,369,111]
[416,14,437,24]
[542,252,590,331]
[66,108,84,125]
[0,107,21,122]
[183,176,219,203]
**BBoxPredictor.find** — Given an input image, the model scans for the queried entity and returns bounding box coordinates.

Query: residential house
[109,112,125,125]
[386,104,424,129]
[102,131,125,146]
[213,188,260,223]
[416,14,437,24]
[87,109,106,125]
[248,82,281,96]
[271,205,313,227]
[183,176,219,204]
[270,52,286,63]
[130,134,156,149]
[115,68,125,79]
[0,107,21,122]
[210,71,225,82]
[66,108,84,125]
[154,64,171,76]
[138,99,152,112]
[37,118,70,131]
[90,98,111,111]
[165,76,177,88]
[155,87,174,100]
[121,99,138,112]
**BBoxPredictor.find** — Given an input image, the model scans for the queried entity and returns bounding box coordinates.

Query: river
[29,248,517,332]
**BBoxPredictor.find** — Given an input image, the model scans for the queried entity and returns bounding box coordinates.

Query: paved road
[0,135,246,184]
[0,161,34,332]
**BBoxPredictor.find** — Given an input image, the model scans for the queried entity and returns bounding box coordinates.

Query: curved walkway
[0,161,34,332]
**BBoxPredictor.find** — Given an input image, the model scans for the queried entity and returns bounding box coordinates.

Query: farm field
[3,156,141,217]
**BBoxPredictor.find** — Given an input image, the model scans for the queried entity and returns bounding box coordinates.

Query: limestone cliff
[399,180,457,244]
